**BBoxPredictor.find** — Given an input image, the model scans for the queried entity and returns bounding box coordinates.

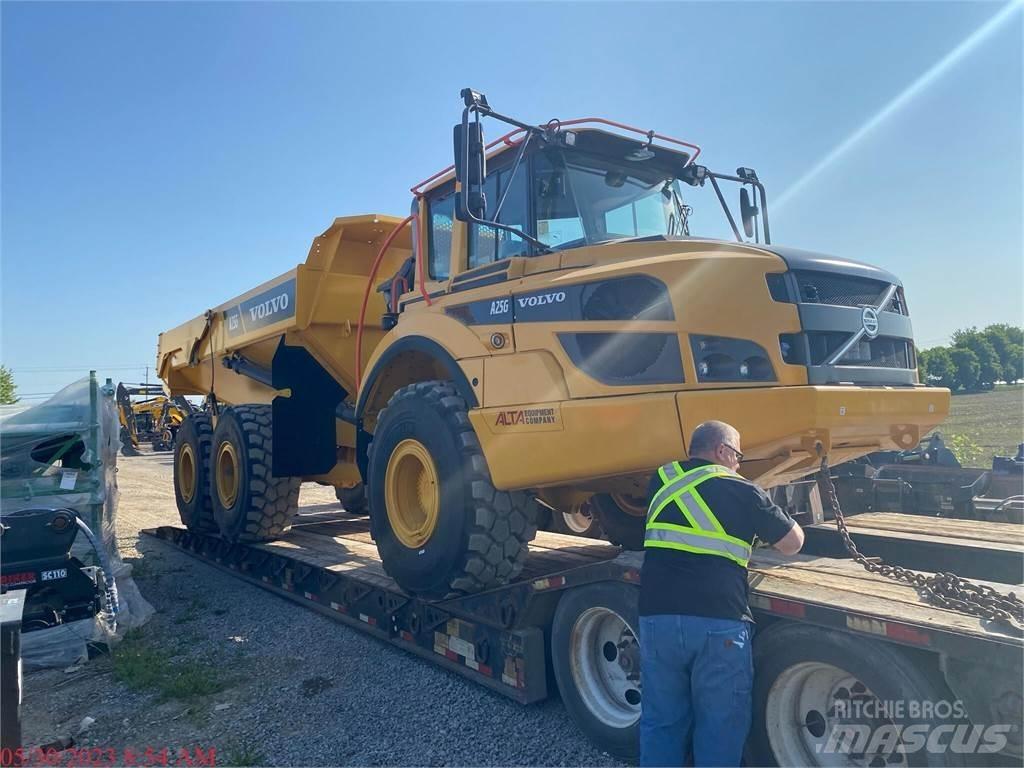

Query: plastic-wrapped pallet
[0,373,153,669]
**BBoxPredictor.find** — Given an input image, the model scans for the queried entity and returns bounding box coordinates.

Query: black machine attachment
[0,508,118,633]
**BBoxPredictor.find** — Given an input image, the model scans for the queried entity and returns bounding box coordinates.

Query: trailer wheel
[173,413,217,533]
[335,483,368,515]
[210,404,300,542]
[592,493,647,550]
[368,380,538,598]
[549,498,603,539]
[551,582,641,761]
[749,624,966,767]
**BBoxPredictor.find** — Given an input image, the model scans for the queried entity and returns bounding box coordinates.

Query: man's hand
[773,522,805,556]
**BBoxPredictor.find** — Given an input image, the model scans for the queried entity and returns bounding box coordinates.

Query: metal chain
[816,456,1024,631]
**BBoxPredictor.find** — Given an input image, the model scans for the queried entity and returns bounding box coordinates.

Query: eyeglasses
[721,443,744,462]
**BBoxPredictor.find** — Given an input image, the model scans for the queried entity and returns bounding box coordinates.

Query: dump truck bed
[156,214,411,404]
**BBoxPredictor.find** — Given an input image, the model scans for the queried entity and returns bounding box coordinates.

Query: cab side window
[428,191,455,280]
[468,166,528,269]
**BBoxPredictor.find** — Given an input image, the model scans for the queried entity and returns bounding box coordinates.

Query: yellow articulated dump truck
[157,89,949,598]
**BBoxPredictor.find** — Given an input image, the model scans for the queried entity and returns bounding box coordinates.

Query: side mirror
[740,187,758,239]
[453,122,486,220]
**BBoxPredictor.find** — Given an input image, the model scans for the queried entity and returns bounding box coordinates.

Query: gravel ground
[21,451,620,767]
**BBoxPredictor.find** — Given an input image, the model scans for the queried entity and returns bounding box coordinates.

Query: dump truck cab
[357,92,945,548]
[157,89,948,597]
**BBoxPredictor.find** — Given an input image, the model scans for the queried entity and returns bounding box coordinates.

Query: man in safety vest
[639,420,805,767]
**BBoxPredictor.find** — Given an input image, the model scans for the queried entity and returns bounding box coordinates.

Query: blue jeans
[639,614,753,767]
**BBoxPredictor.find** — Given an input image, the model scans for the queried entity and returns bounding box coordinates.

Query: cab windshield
[534,149,688,250]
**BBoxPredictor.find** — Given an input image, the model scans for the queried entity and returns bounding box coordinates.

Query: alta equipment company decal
[488,406,563,433]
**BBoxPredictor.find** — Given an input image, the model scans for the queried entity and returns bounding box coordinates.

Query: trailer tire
[173,413,217,533]
[592,493,647,550]
[749,623,966,767]
[335,483,368,516]
[210,405,300,542]
[368,380,538,598]
[550,582,641,761]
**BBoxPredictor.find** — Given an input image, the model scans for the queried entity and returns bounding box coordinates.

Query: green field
[933,384,1024,464]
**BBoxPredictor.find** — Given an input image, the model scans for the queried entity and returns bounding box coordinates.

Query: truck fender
[356,336,478,419]
[354,335,479,481]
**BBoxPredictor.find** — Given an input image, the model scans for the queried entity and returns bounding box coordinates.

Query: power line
[8,365,150,372]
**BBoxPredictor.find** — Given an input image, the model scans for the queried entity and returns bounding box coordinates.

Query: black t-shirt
[639,458,795,621]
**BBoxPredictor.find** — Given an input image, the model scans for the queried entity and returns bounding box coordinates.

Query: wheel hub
[179,443,197,504]
[215,441,240,509]
[767,662,907,768]
[385,439,440,549]
[569,606,642,728]
[563,500,596,534]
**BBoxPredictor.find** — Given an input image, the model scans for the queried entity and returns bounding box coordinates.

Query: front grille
[794,270,906,314]
[807,332,913,368]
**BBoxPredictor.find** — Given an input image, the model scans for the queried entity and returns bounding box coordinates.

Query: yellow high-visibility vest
[644,462,753,567]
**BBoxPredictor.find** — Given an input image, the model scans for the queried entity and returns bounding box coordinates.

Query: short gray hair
[689,420,739,458]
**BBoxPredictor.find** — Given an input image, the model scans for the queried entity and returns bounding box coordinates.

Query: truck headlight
[690,336,776,382]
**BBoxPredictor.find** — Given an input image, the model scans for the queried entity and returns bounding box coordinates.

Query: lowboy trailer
[145,511,1023,766]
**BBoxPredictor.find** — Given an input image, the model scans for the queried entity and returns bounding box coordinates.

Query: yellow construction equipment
[157,90,949,597]
[116,382,191,454]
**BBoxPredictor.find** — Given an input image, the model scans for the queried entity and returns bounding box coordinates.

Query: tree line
[0,365,16,405]
[917,324,1023,392]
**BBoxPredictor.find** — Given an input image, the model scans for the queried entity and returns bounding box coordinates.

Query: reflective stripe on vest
[645,462,753,567]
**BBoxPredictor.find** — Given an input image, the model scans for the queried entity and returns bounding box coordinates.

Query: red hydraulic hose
[355,215,413,390]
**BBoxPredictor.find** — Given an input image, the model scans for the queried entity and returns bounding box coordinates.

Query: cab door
[436,163,531,352]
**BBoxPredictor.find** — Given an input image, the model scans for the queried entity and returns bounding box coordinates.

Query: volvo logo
[861,307,880,339]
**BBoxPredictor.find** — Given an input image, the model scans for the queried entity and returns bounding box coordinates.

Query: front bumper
[469,385,950,490]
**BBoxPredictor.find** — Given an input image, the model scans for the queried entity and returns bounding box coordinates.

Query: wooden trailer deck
[249,511,1023,650]
[275,510,622,590]
[804,511,1024,584]
[145,506,1022,715]
[838,512,1024,547]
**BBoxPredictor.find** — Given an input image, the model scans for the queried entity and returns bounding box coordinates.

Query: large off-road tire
[173,413,217,533]
[210,404,300,542]
[368,380,538,599]
[335,483,368,516]
[748,624,966,767]
[550,582,641,761]
[592,492,647,550]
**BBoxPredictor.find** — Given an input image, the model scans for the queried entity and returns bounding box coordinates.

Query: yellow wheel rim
[215,441,240,509]
[611,492,648,518]
[384,439,440,549]
[179,443,197,504]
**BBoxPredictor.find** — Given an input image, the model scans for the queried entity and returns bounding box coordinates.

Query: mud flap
[271,339,347,477]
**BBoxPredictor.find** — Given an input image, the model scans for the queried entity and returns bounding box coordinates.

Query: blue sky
[3,1,1022,400]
